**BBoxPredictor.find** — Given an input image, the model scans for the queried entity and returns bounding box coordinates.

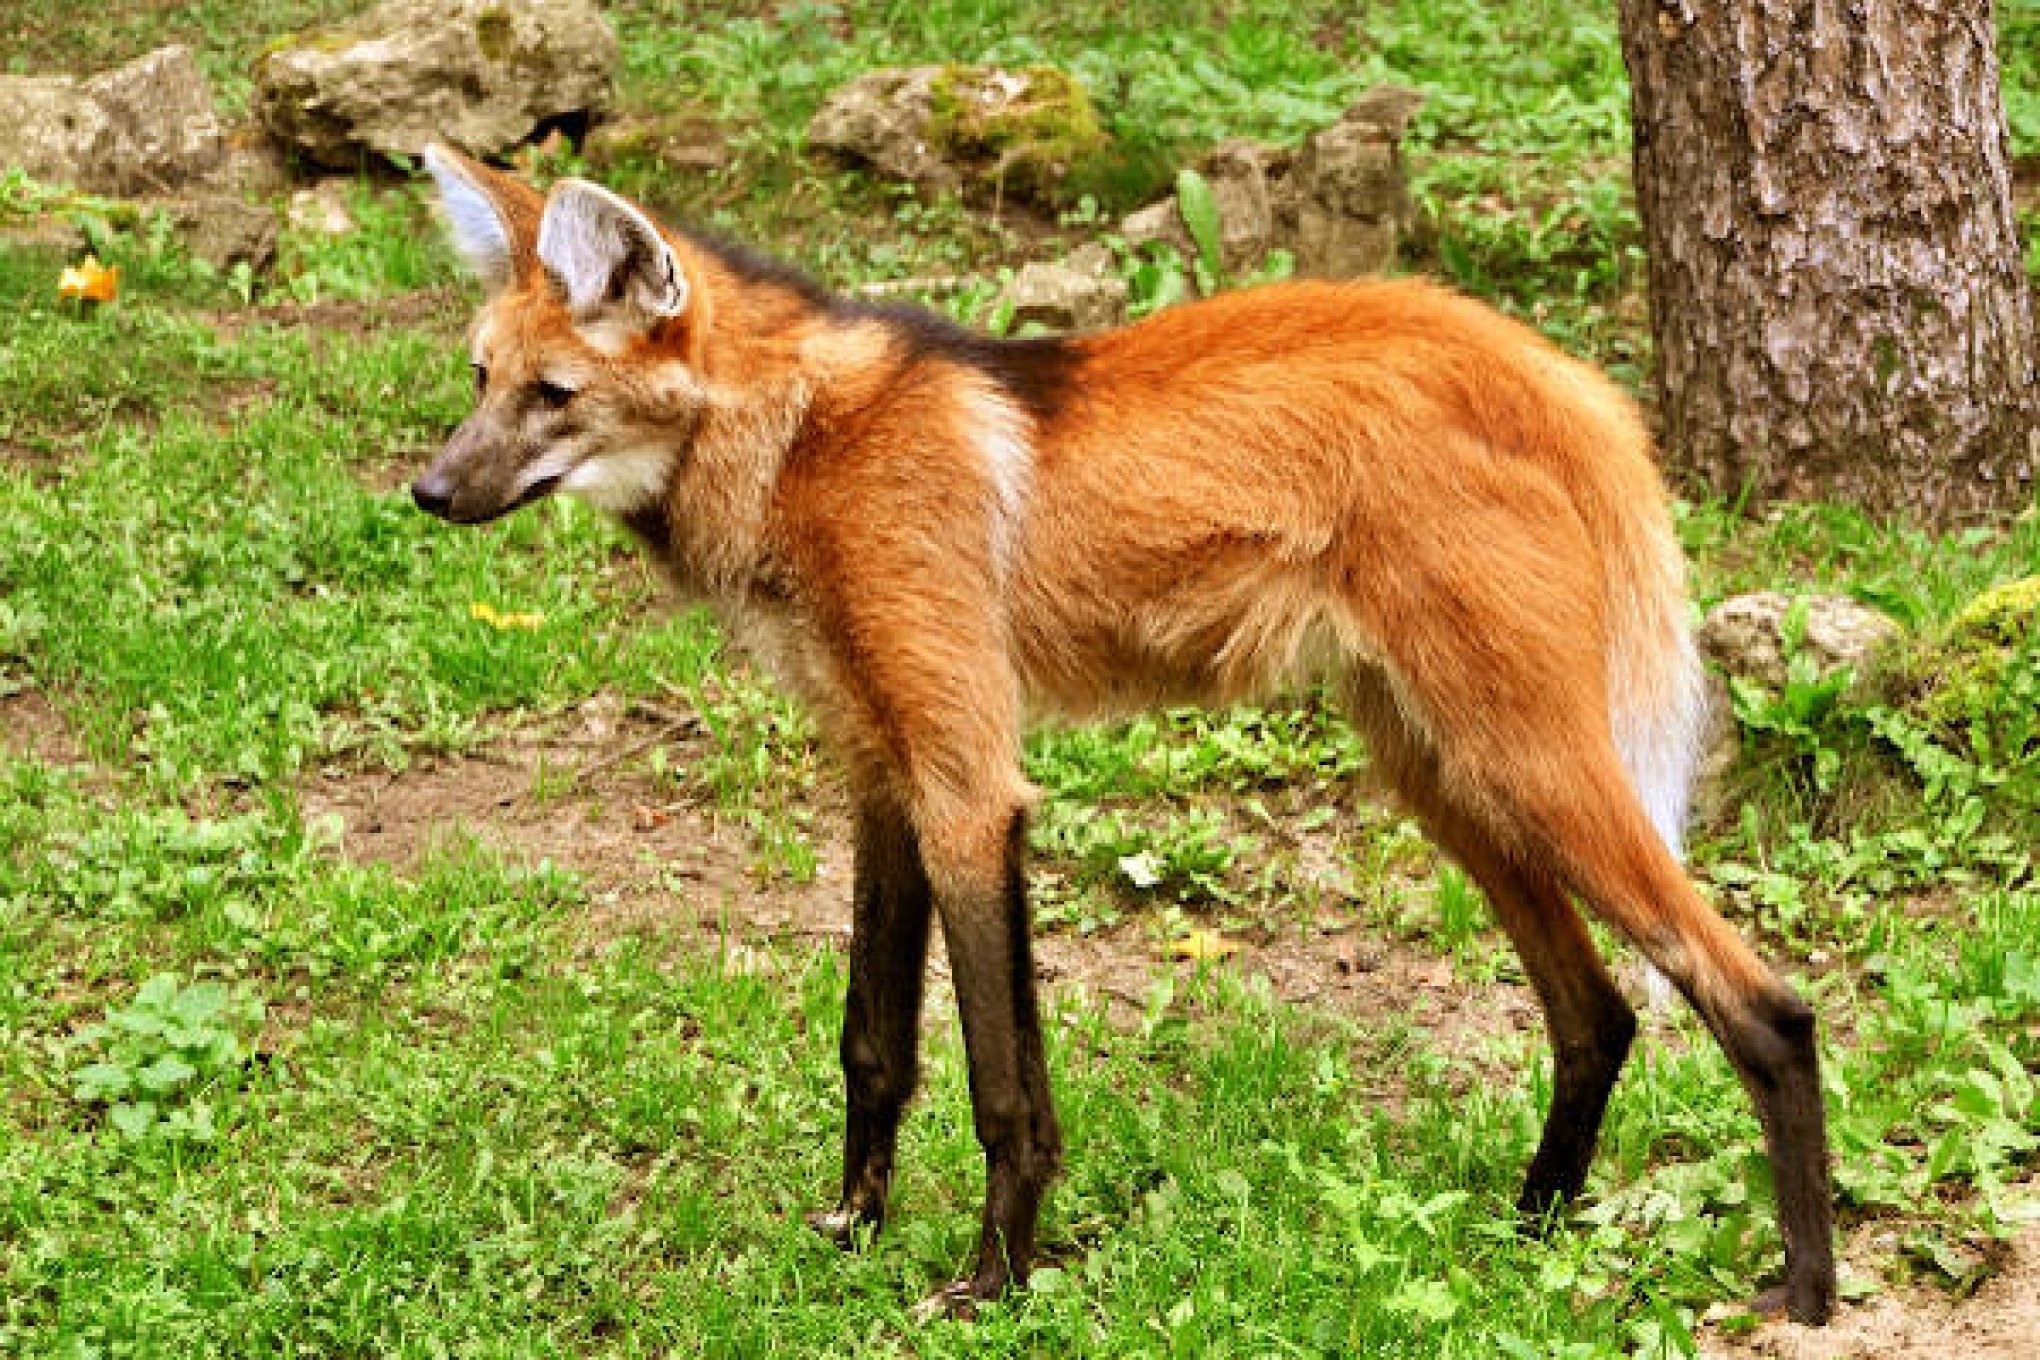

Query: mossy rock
[925,64,1110,205]
[252,0,617,169]
[1908,576,2040,737]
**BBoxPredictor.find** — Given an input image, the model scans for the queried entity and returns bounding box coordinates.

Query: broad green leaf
[1385,1277,1461,1322]
[71,1062,131,1102]
[1175,167,1223,285]
[109,1100,156,1138]
[136,1054,198,1093]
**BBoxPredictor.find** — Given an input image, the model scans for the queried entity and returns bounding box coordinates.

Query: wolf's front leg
[810,786,934,1246]
[916,805,1061,1318]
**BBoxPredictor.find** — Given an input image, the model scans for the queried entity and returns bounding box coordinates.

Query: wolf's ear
[537,179,690,327]
[422,143,541,291]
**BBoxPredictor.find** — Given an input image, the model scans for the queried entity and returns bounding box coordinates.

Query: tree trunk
[1619,0,2039,525]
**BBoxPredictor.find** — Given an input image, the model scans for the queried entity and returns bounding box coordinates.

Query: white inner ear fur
[423,144,513,291]
[537,180,689,325]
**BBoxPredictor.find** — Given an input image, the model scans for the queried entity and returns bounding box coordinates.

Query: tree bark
[1620,0,2040,525]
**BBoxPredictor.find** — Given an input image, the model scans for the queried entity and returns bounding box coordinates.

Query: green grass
[2005,0,2040,159]
[2,1,2039,1355]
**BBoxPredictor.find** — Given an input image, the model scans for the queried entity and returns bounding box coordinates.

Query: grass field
[3,2,2039,1355]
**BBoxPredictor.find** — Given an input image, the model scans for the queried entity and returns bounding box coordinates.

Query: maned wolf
[410,145,1836,1324]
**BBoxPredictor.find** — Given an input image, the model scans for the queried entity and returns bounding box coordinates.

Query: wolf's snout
[411,473,456,519]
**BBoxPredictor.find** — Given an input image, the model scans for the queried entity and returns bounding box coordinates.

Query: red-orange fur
[415,151,1836,1323]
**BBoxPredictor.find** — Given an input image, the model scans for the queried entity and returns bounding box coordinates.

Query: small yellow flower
[470,601,545,630]
[1169,929,1240,962]
[58,255,119,303]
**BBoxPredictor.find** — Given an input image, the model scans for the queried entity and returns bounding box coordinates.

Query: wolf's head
[411,145,708,524]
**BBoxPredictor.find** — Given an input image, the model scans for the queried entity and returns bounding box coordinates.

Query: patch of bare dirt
[0,438,60,481]
[1033,921,1542,1063]
[2,418,130,483]
[297,693,1541,1063]
[1705,1218,2040,1360]
[201,288,469,345]
[294,289,469,338]
[0,687,85,766]
[300,694,842,947]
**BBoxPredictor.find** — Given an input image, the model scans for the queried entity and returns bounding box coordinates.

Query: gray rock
[807,66,955,190]
[1062,241,1118,280]
[806,64,1105,205]
[1298,123,1405,223]
[0,77,104,189]
[1292,205,1400,279]
[1676,593,1964,871]
[206,139,295,199]
[1698,592,1902,691]
[1692,666,1740,822]
[1122,141,1291,274]
[1290,94,1419,279]
[253,0,617,168]
[584,110,730,174]
[1339,84,1427,141]
[998,255,1127,333]
[0,46,223,195]
[166,195,279,272]
[1198,139,1283,273]
[1120,196,1193,258]
[1690,592,1898,825]
[1120,87,1419,282]
[85,46,225,192]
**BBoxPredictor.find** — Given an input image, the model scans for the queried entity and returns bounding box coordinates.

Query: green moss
[926,64,1110,206]
[1063,144,1179,214]
[257,27,364,60]
[476,7,516,63]
[1950,575,2040,645]
[1872,332,1901,389]
[1912,576,2040,734]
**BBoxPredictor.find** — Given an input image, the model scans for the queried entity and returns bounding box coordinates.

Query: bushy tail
[1604,509,1708,861]
[1596,489,1708,1008]
[1526,348,1708,862]
[1541,362,1708,1007]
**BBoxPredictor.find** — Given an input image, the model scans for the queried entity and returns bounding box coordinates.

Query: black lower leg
[1414,824,1636,1224]
[929,811,1061,1312]
[1518,996,1637,1220]
[813,793,933,1246]
[1718,986,1836,1325]
[1444,746,1835,1324]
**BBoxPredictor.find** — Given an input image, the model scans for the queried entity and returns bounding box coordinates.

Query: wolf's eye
[471,362,488,397]
[534,379,577,410]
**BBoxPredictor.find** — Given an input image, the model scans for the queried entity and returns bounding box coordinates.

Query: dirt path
[1705,1221,2040,1359]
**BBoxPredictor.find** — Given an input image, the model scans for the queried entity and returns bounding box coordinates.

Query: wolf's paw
[911,1278,995,1324]
[1749,1280,1836,1328]
[804,1205,878,1250]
